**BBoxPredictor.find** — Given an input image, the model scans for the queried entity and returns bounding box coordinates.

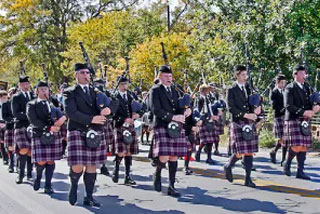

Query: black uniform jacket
[11,91,35,129]
[2,101,14,130]
[271,88,285,118]
[150,84,184,128]
[64,84,102,132]
[227,82,254,123]
[27,99,53,137]
[113,90,135,128]
[284,81,313,121]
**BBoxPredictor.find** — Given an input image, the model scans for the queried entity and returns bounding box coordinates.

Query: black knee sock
[273,141,281,153]
[215,142,219,151]
[84,172,96,199]
[69,168,82,186]
[297,151,307,173]
[124,156,132,176]
[282,146,287,162]
[207,144,213,160]
[185,151,191,168]
[45,163,55,188]
[198,143,204,153]
[8,151,14,168]
[27,156,32,177]
[244,155,253,179]
[19,154,27,178]
[168,161,178,188]
[0,144,8,162]
[286,147,297,166]
[35,163,46,180]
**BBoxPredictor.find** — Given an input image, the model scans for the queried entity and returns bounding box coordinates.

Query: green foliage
[259,128,277,148]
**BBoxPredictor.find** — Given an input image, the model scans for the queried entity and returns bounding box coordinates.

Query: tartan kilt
[4,129,14,148]
[273,116,285,139]
[0,128,4,143]
[60,123,67,140]
[31,132,63,163]
[199,122,219,145]
[14,128,31,150]
[229,120,259,154]
[115,125,139,154]
[67,130,107,166]
[283,119,312,147]
[104,121,115,146]
[153,126,188,157]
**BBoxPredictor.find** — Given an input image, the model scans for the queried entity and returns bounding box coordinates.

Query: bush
[259,128,276,148]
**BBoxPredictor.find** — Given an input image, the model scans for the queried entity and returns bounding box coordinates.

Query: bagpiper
[282,65,320,180]
[26,80,66,194]
[224,65,262,188]
[112,75,141,186]
[0,90,9,165]
[64,63,110,207]
[269,74,287,165]
[150,65,191,197]
[12,75,35,184]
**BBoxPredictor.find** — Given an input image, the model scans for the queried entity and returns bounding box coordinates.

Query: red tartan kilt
[199,122,219,144]
[103,121,115,146]
[31,132,63,163]
[67,130,107,166]
[283,119,312,147]
[114,126,139,154]
[4,129,14,148]
[14,128,31,150]
[229,120,259,154]
[273,116,284,139]
[153,126,188,157]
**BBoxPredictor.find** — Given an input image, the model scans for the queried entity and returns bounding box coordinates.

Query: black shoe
[112,172,119,183]
[213,150,220,156]
[270,151,276,164]
[44,186,54,194]
[16,176,23,184]
[296,171,311,180]
[83,197,100,207]
[167,185,180,197]
[153,173,162,192]
[280,160,285,167]
[205,158,215,165]
[27,175,33,181]
[100,166,110,176]
[33,178,41,191]
[8,166,14,173]
[195,151,200,162]
[244,178,256,188]
[124,175,136,185]
[283,161,291,176]
[151,159,158,167]
[3,160,9,165]
[185,167,193,175]
[224,165,233,183]
[68,184,78,205]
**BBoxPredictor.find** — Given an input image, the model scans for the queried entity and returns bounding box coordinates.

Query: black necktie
[84,86,92,102]
[167,87,172,97]
[241,86,247,98]
[123,94,127,102]
[25,93,30,101]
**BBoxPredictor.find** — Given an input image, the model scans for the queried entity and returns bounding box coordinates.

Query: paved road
[0,146,319,214]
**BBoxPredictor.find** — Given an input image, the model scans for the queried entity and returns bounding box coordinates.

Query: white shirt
[236,81,247,97]
[119,91,127,100]
[79,84,90,93]
[23,91,31,100]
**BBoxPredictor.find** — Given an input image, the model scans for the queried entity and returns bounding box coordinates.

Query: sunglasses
[78,71,90,75]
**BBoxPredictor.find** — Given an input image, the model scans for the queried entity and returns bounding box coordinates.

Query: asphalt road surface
[0,145,319,214]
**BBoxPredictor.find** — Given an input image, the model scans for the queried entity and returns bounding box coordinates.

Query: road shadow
[178,186,285,213]
[53,172,68,180]
[79,195,185,214]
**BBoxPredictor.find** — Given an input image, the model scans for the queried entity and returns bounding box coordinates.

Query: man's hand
[125,118,134,124]
[172,115,185,124]
[0,123,5,129]
[211,115,219,121]
[303,110,314,119]
[196,120,203,127]
[132,113,140,120]
[54,116,66,127]
[192,126,199,133]
[91,116,106,125]
[244,113,257,121]
[100,107,111,116]
[184,108,192,117]
[50,126,60,132]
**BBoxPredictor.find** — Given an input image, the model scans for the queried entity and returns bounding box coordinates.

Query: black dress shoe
[100,166,110,176]
[33,178,41,191]
[44,186,54,194]
[185,167,193,175]
[205,158,215,165]
[167,186,180,197]
[124,175,136,185]
[270,151,276,164]
[224,165,233,183]
[112,173,119,183]
[8,167,14,173]
[3,160,9,165]
[195,151,200,162]
[244,178,256,188]
[83,197,100,207]
[16,176,23,184]
[283,161,291,176]
[68,184,78,206]
[296,171,311,180]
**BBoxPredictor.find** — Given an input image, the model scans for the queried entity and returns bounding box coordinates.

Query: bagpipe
[160,42,192,138]
[310,69,320,105]
[78,42,119,114]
